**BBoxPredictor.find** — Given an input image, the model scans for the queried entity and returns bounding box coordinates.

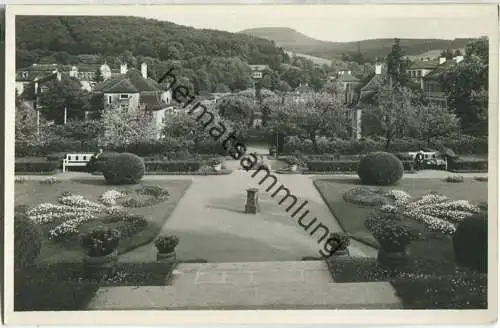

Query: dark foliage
[453,212,488,273]
[357,152,404,185]
[14,214,43,272]
[103,153,145,185]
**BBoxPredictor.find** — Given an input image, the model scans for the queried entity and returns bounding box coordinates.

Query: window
[22,72,28,79]
[120,102,129,111]
[417,70,422,77]
[108,96,112,104]
[120,94,129,99]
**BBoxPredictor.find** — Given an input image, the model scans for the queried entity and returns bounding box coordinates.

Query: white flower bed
[396,192,480,235]
[25,190,130,241]
[385,190,412,207]
[99,190,127,206]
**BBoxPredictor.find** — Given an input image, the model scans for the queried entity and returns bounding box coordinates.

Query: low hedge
[306,160,414,173]
[15,160,60,173]
[281,136,487,156]
[15,262,175,311]
[448,159,488,173]
[144,161,202,172]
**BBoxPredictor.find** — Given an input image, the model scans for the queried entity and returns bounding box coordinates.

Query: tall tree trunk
[310,131,318,153]
[385,131,392,152]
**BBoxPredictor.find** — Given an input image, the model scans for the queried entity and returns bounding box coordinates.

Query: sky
[140,4,490,42]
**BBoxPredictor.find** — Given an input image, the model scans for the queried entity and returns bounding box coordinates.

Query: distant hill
[240,27,474,60]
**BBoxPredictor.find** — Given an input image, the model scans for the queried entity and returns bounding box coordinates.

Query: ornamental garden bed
[314,177,487,259]
[327,257,486,309]
[15,262,176,311]
[15,179,191,264]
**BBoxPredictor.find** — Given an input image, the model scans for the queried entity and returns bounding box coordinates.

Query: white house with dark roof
[92,63,172,139]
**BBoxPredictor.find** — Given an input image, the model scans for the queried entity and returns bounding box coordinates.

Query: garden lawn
[15,178,191,264]
[314,177,487,262]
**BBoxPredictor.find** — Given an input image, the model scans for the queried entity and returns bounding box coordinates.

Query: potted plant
[288,157,299,172]
[154,233,179,262]
[269,146,277,157]
[371,223,416,269]
[326,232,351,257]
[209,159,222,172]
[80,226,121,274]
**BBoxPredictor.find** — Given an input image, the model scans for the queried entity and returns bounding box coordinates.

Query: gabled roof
[335,73,361,83]
[93,69,161,94]
[423,59,457,81]
[360,74,385,93]
[409,59,439,70]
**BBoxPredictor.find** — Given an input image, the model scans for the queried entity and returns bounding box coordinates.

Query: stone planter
[332,248,350,257]
[377,247,410,269]
[289,164,298,172]
[83,249,118,274]
[156,250,176,263]
[212,163,222,172]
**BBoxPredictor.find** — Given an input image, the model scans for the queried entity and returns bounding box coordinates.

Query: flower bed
[314,177,487,255]
[327,257,487,309]
[15,180,191,264]
[15,262,176,311]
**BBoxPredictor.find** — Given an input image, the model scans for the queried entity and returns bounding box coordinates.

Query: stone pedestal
[245,188,260,214]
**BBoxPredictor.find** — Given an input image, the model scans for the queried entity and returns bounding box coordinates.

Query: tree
[217,95,255,126]
[440,49,454,60]
[364,84,417,151]
[94,68,104,83]
[414,103,460,146]
[386,38,410,86]
[100,105,158,146]
[39,76,90,123]
[442,50,488,136]
[265,92,350,152]
[454,49,463,57]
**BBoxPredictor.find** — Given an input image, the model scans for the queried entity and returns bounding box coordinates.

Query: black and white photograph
[3,3,498,325]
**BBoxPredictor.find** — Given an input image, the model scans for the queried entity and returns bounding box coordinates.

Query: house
[249,64,270,79]
[421,56,464,106]
[92,63,172,140]
[329,70,362,105]
[407,58,441,89]
[16,62,122,95]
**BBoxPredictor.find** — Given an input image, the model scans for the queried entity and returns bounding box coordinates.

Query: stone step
[170,260,333,287]
[86,282,403,310]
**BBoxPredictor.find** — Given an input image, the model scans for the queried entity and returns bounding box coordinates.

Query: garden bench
[62,153,94,173]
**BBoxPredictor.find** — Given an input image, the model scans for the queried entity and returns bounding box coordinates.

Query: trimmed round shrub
[453,212,487,273]
[14,214,42,272]
[357,152,404,186]
[103,152,145,185]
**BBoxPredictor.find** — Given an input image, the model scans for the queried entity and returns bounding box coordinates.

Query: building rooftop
[93,69,161,93]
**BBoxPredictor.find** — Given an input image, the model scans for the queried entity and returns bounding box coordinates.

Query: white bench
[62,153,94,173]
[407,151,437,160]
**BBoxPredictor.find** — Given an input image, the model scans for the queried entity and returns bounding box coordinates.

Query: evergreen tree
[386,38,409,86]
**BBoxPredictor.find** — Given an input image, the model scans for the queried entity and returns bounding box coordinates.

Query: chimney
[120,63,128,74]
[141,63,147,79]
[439,57,446,65]
[375,64,382,75]
[454,55,464,64]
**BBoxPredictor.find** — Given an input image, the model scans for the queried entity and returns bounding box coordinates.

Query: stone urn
[333,247,350,257]
[80,227,121,275]
[154,234,179,263]
[83,249,119,274]
[290,164,298,172]
[377,241,410,269]
[210,160,222,172]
